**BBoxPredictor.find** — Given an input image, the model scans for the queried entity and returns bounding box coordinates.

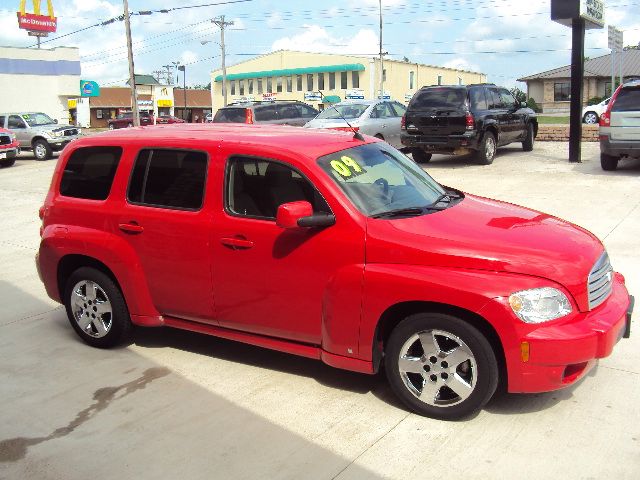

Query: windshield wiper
[371,207,426,219]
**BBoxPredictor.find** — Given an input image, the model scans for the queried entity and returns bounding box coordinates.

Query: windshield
[317,143,446,216]
[316,104,369,120]
[22,113,55,126]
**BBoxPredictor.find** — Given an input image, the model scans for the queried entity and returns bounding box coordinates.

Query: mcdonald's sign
[16,0,58,33]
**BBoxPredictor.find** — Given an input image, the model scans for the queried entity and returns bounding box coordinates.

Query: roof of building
[88,88,152,108]
[130,74,161,85]
[518,49,640,81]
[214,63,365,82]
[172,89,212,107]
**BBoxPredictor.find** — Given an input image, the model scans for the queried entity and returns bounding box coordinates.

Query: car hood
[32,123,76,132]
[365,194,603,311]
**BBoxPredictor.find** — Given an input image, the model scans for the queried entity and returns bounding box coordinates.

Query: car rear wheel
[475,132,496,165]
[522,123,534,152]
[64,267,132,348]
[385,313,498,420]
[411,148,432,163]
[600,153,619,171]
[583,112,599,124]
[32,139,52,161]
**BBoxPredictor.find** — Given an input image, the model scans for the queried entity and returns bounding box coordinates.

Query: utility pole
[212,16,234,106]
[152,70,163,83]
[123,0,140,126]
[378,0,385,100]
[178,65,187,120]
[163,64,174,85]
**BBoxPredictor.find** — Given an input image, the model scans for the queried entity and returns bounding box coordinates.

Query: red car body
[107,113,154,129]
[0,127,20,166]
[155,115,186,124]
[36,124,631,401]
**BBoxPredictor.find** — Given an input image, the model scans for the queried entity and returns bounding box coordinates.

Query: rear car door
[113,147,216,323]
[367,102,397,144]
[499,88,525,142]
[610,85,640,141]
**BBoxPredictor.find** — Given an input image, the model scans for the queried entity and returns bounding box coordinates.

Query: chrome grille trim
[0,135,10,145]
[588,252,613,310]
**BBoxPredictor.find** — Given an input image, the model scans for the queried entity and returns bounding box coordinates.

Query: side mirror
[276,201,336,229]
[54,119,58,124]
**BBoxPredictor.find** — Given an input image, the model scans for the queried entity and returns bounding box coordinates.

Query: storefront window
[96,109,103,119]
[248,79,254,94]
[318,73,325,90]
[554,82,570,102]
[239,79,245,95]
[257,78,263,94]
[230,81,236,95]
[307,74,314,91]
[277,77,283,93]
[267,77,273,93]
[286,76,292,92]
[341,71,348,89]
[329,72,336,90]
[352,71,359,89]
[296,75,303,91]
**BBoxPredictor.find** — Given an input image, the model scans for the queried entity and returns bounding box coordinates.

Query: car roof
[69,123,376,160]
[333,100,379,106]
[0,112,47,116]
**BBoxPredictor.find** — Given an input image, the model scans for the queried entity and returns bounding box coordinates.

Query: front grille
[0,135,10,145]
[588,252,613,310]
[63,128,78,136]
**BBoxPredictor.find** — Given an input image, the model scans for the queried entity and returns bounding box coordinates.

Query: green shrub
[586,96,603,105]
[526,98,542,113]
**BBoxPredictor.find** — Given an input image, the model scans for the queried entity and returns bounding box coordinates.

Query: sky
[1,0,639,91]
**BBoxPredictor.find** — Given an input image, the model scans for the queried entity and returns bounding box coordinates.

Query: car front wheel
[64,267,132,348]
[32,139,52,161]
[522,123,534,152]
[385,313,498,420]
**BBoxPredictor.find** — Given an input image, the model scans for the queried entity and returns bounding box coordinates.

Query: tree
[402,56,410,63]
[510,87,527,103]
[191,82,212,90]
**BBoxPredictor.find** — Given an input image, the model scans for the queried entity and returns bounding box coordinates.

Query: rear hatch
[405,87,469,140]
[610,85,640,141]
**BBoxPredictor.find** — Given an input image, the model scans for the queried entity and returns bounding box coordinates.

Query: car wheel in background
[0,159,16,168]
[384,312,499,420]
[411,148,432,163]
[600,153,619,171]
[32,139,52,161]
[522,123,535,152]
[127,123,133,128]
[475,131,496,165]
[108,123,115,130]
[583,112,599,124]
[64,267,132,348]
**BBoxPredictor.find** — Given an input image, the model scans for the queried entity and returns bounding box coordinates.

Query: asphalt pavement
[1,143,639,479]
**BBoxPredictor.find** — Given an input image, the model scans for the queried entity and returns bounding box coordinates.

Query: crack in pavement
[0,367,171,462]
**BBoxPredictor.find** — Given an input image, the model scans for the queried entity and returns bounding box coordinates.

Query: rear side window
[469,88,488,110]
[60,147,122,200]
[213,108,247,123]
[612,88,640,112]
[128,149,208,210]
[410,88,467,110]
[254,105,278,121]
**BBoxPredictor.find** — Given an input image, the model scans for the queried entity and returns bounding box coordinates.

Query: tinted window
[254,105,278,122]
[8,115,26,129]
[277,104,301,120]
[554,82,570,102]
[390,102,407,116]
[469,88,488,110]
[213,108,246,123]
[487,89,501,109]
[410,88,466,110]
[128,149,207,210]
[371,103,395,119]
[298,104,318,117]
[499,89,516,109]
[60,147,122,200]
[612,88,640,112]
[0,116,5,127]
[227,157,330,219]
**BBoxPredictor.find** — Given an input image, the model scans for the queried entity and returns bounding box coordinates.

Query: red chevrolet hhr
[36,124,633,419]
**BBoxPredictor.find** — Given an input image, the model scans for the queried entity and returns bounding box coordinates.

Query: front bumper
[49,137,78,150]
[600,135,640,159]
[401,131,480,153]
[0,147,18,159]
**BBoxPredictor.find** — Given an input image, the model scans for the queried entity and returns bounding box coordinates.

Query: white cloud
[266,12,282,28]
[181,50,199,65]
[443,58,481,74]
[272,25,379,55]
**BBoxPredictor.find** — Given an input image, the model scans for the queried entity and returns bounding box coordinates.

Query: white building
[0,46,80,122]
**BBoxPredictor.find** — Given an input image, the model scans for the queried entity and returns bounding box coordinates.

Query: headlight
[508,287,572,323]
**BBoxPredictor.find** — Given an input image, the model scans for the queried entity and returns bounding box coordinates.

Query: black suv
[401,84,537,164]
[212,100,319,126]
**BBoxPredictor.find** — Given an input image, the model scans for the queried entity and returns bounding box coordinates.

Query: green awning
[214,63,365,82]
[322,95,341,104]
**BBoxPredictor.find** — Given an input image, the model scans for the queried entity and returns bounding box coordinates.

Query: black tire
[600,153,619,171]
[108,123,115,130]
[411,148,432,163]
[522,123,534,152]
[0,159,16,168]
[583,112,599,124]
[475,131,496,165]
[64,267,132,348]
[32,139,52,161]
[385,313,498,420]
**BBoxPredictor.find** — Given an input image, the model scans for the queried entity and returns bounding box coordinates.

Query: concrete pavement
[1,143,638,479]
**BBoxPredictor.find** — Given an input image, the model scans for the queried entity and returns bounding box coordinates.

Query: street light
[201,39,229,107]
[178,65,187,121]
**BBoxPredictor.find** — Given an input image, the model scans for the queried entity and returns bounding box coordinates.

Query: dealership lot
[1,143,639,479]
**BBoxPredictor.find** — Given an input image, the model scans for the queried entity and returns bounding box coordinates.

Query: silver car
[0,112,81,161]
[304,100,407,150]
[599,79,640,170]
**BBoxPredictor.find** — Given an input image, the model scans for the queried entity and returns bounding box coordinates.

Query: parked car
[304,100,406,150]
[156,115,186,124]
[36,124,632,420]
[582,97,610,124]
[599,80,640,171]
[0,112,80,161]
[212,100,319,126]
[401,83,538,164]
[205,112,214,123]
[107,111,154,129]
[0,127,20,167]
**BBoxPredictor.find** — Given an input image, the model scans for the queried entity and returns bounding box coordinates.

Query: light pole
[123,0,139,126]
[212,16,234,106]
[178,65,187,120]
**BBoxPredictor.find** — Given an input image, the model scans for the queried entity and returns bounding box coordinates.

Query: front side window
[128,149,207,210]
[60,147,122,200]
[554,82,570,102]
[226,157,330,219]
[499,89,517,109]
[317,143,445,217]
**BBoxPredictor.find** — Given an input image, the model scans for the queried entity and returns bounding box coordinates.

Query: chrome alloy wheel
[398,329,477,407]
[34,143,47,159]
[70,280,113,338]
[485,135,496,161]
[583,112,598,124]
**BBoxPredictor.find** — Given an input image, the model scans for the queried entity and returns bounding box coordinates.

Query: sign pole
[569,17,585,163]
[123,0,140,127]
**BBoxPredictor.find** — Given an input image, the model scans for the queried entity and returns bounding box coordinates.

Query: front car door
[498,88,525,142]
[7,115,30,148]
[211,147,366,346]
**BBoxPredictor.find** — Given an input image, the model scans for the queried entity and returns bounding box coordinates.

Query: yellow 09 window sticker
[330,156,366,178]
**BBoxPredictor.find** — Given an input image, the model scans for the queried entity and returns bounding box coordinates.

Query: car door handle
[119,222,144,234]
[220,237,254,249]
